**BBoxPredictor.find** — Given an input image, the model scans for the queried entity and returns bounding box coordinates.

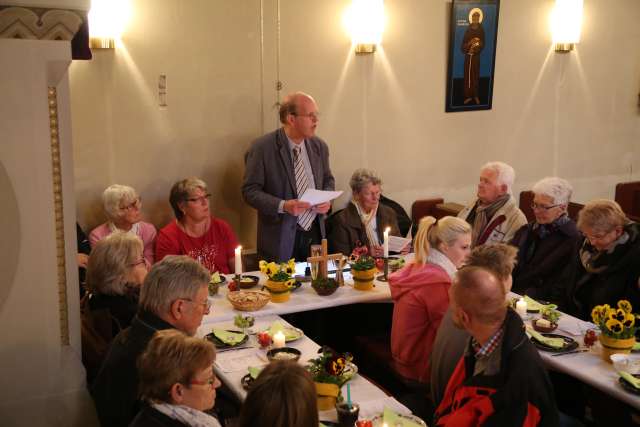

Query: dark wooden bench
[615,181,640,222]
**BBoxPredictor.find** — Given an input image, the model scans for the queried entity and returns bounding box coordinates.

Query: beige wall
[71,0,640,250]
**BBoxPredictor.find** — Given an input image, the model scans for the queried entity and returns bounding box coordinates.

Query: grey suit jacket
[242,128,335,262]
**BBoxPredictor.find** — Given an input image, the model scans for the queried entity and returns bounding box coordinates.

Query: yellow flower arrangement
[259,259,296,281]
[591,300,638,339]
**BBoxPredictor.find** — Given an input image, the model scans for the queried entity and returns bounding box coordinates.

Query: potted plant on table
[306,346,356,411]
[259,259,295,303]
[349,245,376,291]
[591,300,638,362]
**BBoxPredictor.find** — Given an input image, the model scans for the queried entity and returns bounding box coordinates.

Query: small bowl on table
[311,277,338,296]
[266,347,301,362]
[531,318,558,333]
[236,275,260,289]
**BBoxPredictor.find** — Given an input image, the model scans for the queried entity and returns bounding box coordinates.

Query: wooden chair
[615,181,640,222]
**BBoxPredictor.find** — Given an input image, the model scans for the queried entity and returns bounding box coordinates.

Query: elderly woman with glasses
[329,168,402,257]
[131,329,222,427]
[510,177,580,299]
[89,184,157,267]
[552,199,640,320]
[156,177,238,274]
[83,232,148,380]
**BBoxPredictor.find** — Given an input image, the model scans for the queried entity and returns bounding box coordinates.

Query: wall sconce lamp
[343,0,385,55]
[551,0,583,52]
[88,0,131,49]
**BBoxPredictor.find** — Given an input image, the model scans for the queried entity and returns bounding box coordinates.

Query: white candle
[515,298,527,317]
[273,331,286,348]
[383,227,390,258]
[235,246,242,275]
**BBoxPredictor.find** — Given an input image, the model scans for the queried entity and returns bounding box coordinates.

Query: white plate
[370,413,426,426]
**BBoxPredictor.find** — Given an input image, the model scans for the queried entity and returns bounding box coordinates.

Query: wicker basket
[312,278,338,296]
[227,290,270,311]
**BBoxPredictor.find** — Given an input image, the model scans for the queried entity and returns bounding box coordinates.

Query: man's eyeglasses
[531,203,560,211]
[293,112,320,121]
[186,194,211,204]
[180,297,212,312]
[120,197,142,211]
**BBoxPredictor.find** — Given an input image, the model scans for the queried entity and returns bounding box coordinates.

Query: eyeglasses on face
[180,297,212,312]
[189,374,218,387]
[120,197,142,211]
[531,202,560,211]
[186,193,211,204]
[128,258,146,268]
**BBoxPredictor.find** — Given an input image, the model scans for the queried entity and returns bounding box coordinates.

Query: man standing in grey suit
[242,92,335,262]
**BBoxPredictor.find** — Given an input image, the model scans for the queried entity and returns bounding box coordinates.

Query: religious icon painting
[445,0,500,112]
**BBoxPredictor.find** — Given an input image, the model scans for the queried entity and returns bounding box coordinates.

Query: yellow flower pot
[264,279,293,303]
[352,267,377,291]
[315,382,340,411]
[599,334,636,362]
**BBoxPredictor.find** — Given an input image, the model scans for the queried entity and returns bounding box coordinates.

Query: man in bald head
[242,92,335,262]
[434,266,559,427]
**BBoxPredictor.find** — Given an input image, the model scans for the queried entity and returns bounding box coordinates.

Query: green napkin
[248,366,262,380]
[268,322,301,341]
[526,327,565,349]
[212,329,246,345]
[633,342,640,351]
[619,371,640,389]
[383,407,422,427]
[523,295,556,312]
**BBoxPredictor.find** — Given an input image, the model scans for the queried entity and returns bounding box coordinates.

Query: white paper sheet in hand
[299,189,343,205]
[389,235,411,252]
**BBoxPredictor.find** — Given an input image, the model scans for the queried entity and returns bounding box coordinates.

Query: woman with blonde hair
[389,215,471,384]
[555,199,640,320]
[131,329,222,426]
[89,184,157,267]
[236,360,318,427]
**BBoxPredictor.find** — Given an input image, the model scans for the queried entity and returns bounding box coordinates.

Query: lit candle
[383,227,390,258]
[235,246,242,275]
[273,331,285,348]
[515,298,527,317]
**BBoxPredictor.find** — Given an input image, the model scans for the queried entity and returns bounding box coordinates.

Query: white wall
[70,0,640,249]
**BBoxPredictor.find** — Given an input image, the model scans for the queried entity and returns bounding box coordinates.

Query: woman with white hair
[329,168,402,257]
[389,215,471,384]
[510,177,580,298]
[89,184,157,267]
[156,177,238,274]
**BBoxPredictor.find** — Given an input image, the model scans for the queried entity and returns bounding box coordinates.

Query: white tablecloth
[201,269,393,325]
[510,293,640,410]
[202,315,412,423]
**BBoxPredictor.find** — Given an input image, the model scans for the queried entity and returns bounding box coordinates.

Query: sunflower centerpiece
[591,300,638,362]
[259,259,296,303]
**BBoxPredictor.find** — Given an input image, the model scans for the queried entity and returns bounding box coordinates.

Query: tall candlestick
[235,246,242,275]
[273,331,285,348]
[515,298,527,317]
[383,227,390,258]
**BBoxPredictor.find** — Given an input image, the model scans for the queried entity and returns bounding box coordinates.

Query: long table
[201,269,393,324]
[202,314,413,423]
[511,293,640,410]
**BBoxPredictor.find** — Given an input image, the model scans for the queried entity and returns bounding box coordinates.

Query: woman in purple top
[89,184,157,267]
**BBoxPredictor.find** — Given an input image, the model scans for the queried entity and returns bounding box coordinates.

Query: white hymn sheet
[299,189,343,205]
[389,235,411,252]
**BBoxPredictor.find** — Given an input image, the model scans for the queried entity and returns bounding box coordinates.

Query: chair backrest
[615,181,640,222]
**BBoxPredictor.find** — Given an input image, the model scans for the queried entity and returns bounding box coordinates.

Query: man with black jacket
[91,255,211,427]
[434,266,559,427]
